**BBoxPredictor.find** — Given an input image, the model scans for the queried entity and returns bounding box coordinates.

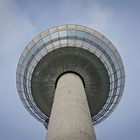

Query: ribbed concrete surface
[46,73,96,140]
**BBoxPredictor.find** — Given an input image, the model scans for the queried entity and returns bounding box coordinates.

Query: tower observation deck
[16,24,125,140]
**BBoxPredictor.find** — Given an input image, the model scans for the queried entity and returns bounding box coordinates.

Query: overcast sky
[0,0,140,140]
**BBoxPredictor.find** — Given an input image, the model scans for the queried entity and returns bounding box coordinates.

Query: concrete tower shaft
[46,73,96,140]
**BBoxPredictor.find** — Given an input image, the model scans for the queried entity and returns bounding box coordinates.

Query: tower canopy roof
[16,24,125,127]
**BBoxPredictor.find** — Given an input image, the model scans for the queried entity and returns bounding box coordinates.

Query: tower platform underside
[31,47,110,123]
[16,24,125,126]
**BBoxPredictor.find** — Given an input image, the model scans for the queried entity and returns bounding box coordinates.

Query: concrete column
[46,73,96,140]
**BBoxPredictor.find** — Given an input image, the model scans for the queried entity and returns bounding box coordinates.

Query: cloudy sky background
[0,0,140,139]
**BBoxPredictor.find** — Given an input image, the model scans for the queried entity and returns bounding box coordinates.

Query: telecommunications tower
[16,24,125,140]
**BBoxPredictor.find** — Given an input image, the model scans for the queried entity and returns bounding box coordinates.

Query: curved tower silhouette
[16,24,125,140]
